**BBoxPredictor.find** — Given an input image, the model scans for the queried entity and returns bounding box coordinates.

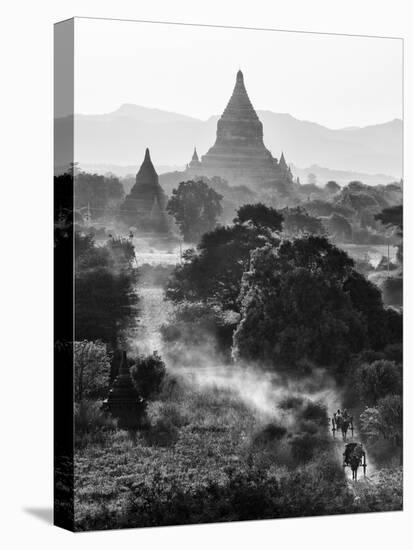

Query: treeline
[75,170,124,219]
[73,165,402,249]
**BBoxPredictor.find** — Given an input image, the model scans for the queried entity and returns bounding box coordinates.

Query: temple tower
[201,70,279,186]
[187,147,202,175]
[120,148,168,231]
[106,351,146,430]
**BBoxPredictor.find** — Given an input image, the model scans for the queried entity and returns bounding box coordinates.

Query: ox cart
[331,411,354,440]
[343,442,367,481]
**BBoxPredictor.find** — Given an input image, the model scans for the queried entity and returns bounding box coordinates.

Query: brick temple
[120,148,168,231]
[186,70,294,188]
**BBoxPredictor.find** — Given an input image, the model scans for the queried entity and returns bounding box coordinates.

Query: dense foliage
[281,206,324,236]
[75,234,139,346]
[355,360,402,407]
[75,171,124,219]
[131,352,167,399]
[166,204,281,311]
[167,179,223,242]
[74,340,112,402]
[233,235,397,371]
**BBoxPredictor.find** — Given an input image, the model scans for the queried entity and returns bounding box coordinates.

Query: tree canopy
[75,234,139,346]
[233,235,396,371]
[281,206,324,236]
[166,180,223,243]
[74,340,111,402]
[356,360,402,407]
[166,204,281,311]
[234,203,283,232]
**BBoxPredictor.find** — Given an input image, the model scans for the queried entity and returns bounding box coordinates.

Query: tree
[281,207,324,236]
[233,236,368,370]
[356,360,402,406]
[375,205,403,264]
[75,171,124,216]
[343,270,389,350]
[74,340,111,402]
[166,224,269,311]
[166,205,281,311]
[360,395,403,457]
[325,181,340,195]
[325,213,352,241]
[131,352,166,399]
[75,234,139,346]
[347,181,365,192]
[234,203,283,232]
[167,180,223,242]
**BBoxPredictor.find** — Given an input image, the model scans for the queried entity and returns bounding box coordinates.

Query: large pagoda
[197,70,292,188]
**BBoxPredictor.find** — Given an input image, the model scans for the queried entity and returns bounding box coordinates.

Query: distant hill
[56,104,402,180]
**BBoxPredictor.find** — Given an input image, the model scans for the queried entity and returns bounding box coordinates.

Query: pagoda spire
[134,147,159,188]
[221,69,258,121]
[279,152,287,169]
[192,147,199,162]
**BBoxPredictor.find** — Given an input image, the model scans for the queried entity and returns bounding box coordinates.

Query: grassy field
[74,373,402,531]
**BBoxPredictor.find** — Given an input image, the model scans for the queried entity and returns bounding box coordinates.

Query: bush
[74,340,111,402]
[75,400,116,448]
[148,401,189,429]
[161,301,237,361]
[299,401,328,428]
[290,431,329,465]
[381,277,403,307]
[131,352,166,399]
[356,360,402,406]
[144,417,179,447]
[252,423,287,446]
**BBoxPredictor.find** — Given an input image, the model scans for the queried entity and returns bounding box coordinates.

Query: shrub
[290,431,329,465]
[74,340,111,402]
[75,400,116,448]
[356,360,402,406]
[252,423,287,446]
[131,352,166,399]
[144,417,179,447]
[161,301,237,361]
[381,277,403,308]
[299,401,328,428]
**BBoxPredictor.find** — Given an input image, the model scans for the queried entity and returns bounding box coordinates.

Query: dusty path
[132,249,377,489]
[329,422,375,484]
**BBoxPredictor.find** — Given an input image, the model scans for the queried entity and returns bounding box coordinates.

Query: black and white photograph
[54,17,403,531]
[2,2,410,547]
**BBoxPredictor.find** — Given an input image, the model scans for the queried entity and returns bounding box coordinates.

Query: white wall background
[0,1,411,549]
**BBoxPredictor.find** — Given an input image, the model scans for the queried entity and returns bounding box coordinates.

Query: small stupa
[106,351,146,430]
[186,147,202,175]
[120,148,168,231]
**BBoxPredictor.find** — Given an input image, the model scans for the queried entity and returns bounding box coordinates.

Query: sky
[74,18,402,129]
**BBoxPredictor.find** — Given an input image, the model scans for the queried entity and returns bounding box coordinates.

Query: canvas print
[54,18,403,531]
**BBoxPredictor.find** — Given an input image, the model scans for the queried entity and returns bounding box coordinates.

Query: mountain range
[56,104,402,184]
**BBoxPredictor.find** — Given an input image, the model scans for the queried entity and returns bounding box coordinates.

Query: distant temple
[184,70,294,189]
[120,148,168,231]
[187,147,202,173]
[124,72,295,233]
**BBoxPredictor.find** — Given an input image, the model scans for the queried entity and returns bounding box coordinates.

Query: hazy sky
[74,18,402,129]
